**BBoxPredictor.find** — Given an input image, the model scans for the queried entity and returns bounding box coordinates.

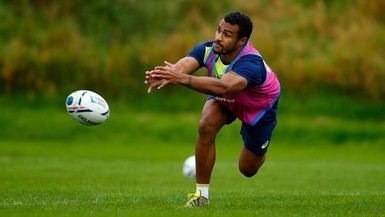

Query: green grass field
[1,93,385,217]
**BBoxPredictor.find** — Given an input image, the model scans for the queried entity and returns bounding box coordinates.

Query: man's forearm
[173,57,200,75]
[182,74,229,97]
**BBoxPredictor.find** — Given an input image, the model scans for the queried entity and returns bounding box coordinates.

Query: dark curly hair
[224,11,253,40]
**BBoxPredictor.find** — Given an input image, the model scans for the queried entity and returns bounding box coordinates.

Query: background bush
[0,0,384,100]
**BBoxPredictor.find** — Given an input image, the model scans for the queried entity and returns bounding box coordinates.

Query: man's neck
[219,43,246,65]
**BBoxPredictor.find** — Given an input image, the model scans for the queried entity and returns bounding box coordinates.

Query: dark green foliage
[0,0,384,100]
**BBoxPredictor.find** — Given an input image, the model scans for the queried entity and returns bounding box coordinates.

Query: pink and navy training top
[188,41,280,126]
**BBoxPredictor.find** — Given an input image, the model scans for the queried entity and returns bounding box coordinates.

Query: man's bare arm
[145,57,200,93]
[165,57,200,75]
[151,66,248,96]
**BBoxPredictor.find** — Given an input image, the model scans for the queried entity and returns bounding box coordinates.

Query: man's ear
[238,37,248,47]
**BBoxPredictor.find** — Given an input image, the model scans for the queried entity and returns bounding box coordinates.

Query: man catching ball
[145,11,280,207]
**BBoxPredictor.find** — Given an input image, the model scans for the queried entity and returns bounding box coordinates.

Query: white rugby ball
[182,155,196,179]
[65,90,110,126]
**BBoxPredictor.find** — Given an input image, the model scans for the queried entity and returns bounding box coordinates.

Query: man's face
[213,19,241,55]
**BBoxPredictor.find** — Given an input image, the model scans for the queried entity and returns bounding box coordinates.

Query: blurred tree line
[0,0,384,100]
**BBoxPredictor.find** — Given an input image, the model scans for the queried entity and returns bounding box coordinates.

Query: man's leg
[196,99,230,184]
[238,148,266,177]
[238,117,277,178]
[185,99,233,207]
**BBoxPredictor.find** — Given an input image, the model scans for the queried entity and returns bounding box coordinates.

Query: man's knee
[198,117,216,135]
[198,107,227,138]
[198,118,210,134]
[238,149,265,178]
[198,100,228,138]
[239,165,259,178]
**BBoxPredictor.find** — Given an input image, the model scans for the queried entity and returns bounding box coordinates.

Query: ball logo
[66,96,74,105]
[78,115,98,125]
[91,96,107,108]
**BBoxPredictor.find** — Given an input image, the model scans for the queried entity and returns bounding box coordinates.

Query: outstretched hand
[144,70,168,93]
[151,61,188,85]
[145,61,186,93]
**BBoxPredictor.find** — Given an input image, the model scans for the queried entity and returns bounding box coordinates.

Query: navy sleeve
[231,54,266,86]
[187,42,205,67]
[187,41,214,67]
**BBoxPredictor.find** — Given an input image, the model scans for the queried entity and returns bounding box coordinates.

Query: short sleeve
[231,54,266,86]
[187,42,206,67]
